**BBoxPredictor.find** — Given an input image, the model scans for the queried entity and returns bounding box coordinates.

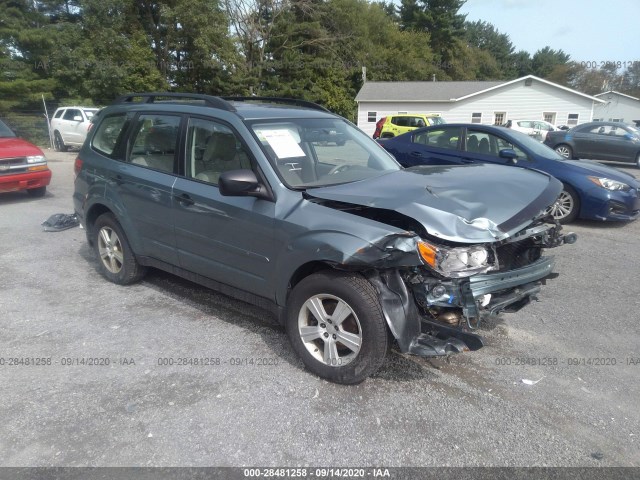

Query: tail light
[74,157,83,177]
[373,117,386,139]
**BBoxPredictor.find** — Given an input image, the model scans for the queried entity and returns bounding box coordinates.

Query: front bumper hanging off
[368,255,559,358]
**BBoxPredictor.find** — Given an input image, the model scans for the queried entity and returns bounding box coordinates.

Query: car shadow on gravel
[78,243,447,383]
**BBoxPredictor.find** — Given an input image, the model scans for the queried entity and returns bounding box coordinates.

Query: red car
[0,119,52,197]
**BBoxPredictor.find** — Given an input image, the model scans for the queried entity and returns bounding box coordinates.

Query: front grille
[0,157,28,176]
[494,238,542,271]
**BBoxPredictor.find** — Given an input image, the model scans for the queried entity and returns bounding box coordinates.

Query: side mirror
[499,148,518,164]
[73,116,83,122]
[219,169,271,201]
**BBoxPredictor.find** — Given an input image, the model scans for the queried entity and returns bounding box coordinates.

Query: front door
[172,117,279,299]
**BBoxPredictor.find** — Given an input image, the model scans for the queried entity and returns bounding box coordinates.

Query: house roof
[595,90,640,101]
[356,75,605,104]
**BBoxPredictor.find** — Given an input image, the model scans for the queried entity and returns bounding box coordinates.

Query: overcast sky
[460,0,640,65]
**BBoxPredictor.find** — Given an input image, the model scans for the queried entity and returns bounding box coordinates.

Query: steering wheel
[328,163,353,175]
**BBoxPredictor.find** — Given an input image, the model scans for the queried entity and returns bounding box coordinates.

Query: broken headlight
[418,241,494,278]
[587,176,630,192]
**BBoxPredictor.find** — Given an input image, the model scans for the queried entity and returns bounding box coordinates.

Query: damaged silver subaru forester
[74,94,576,384]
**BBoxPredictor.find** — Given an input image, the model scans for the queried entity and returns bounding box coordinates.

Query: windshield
[0,119,17,138]
[507,129,566,160]
[249,118,400,188]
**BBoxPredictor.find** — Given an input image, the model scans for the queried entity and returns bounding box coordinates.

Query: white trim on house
[453,75,605,104]
[595,90,640,101]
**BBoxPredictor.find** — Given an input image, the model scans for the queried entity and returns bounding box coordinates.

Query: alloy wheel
[546,190,574,220]
[297,294,362,367]
[555,145,571,158]
[97,226,124,274]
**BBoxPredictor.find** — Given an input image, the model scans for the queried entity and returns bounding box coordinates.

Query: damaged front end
[335,216,577,358]
[370,219,576,357]
[305,164,576,358]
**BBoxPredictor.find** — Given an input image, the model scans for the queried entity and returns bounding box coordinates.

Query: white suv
[507,120,558,142]
[50,106,99,151]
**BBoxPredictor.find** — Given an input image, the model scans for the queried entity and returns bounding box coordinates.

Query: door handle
[461,158,474,164]
[410,151,423,157]
[111,174,124,185]
[175,193,195,206]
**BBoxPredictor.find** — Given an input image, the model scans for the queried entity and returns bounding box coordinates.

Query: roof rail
[114,92,236,112]
[222,96,330,113]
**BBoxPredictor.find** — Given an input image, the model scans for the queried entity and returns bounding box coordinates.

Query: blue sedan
[379,124,640,223]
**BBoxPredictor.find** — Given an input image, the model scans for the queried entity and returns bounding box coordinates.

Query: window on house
[367,112,377,122]
[494,112,506,125]
[612,118,622,123]
[543,112,556,124]
[567,114,579,126]
[471,113,482,124]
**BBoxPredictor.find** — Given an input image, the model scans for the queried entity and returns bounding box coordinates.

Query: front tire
[555,144,573,159]
[547,183,580,224]
[286,271,389,384]
[93,213,146,285]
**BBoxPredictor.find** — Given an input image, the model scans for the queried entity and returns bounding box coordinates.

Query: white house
[593,91,640,125]
[355,75,605,137]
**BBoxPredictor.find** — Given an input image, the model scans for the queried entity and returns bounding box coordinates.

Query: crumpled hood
[308,164,562,243]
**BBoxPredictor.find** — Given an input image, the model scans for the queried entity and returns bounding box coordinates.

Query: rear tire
[555,144,573,159]
[54,131,67,152]
[286,271,389,384]
[93,213,146,285]
[546,183,580,224]
[27,186,46,197]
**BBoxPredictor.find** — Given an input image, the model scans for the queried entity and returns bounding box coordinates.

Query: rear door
[116,113,182,264]
[399,126,464,167]
[172,116,279,299]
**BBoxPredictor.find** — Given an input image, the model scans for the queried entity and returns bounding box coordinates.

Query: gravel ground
[1,150,639,467]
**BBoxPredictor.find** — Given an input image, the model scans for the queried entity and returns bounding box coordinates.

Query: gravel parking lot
[1,150,639,468]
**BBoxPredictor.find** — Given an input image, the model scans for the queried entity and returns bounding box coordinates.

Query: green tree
[464,20,515,77]
[531,46,570,78]
[398,0,466,64]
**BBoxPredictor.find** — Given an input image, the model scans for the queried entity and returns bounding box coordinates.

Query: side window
[186,118,251,185]
[92,114,128,157]
[54,109,64,119]
[466,129,527,160]
[128,114,181,173]
[413,127,461,150]
[63,109,80,120]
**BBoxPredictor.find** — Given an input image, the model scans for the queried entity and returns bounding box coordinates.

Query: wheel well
[85,204,113,246]
[288,262,333,293]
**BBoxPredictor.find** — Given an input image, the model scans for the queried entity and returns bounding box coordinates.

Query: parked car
[508,120,559,141]
[74,93,574,384]
[50,106,100,151]
[373,113,444,139]
[379,124,640,223]
[0,119,51,197]
[544,121,640,167]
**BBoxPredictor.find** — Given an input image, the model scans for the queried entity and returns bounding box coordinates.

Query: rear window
[92,114,128,157]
